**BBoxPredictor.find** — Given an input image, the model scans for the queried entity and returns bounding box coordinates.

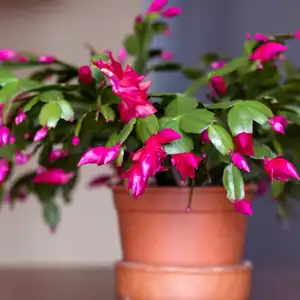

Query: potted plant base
[113,186,254,299]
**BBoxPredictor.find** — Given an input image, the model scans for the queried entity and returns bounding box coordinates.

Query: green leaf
[228,105,253,135]
[165,94,198,117]
[205,100,241,109]
[0,81,21,104]
[39,102,62,128]
[119,118,136,143]
[160,118,193,154]
[100,104,116,122]
[182,67,204,80]
[102,87,120,105]
[106,132,120,147]
[180,109,215,134]
[57,99,74,121]
[223,164,245,201]
[151,21,168,33]
[75,113,87,136]
[124,34,139,55]
[284,60,298,79]
[242,100,273,121]
[201,52,220,66]
[271,180,285,199]
[208,124,234,155]
[243,40,256,55]
[0,69,18,86]
[252,142,276,159]
[116,147,124,166]
[91,53,108,62]
[282,105,300,116]
[91,66,104,83]
[39,90,64,102]
[23,96,40,112]
[43,202,60,229]
[136,115,159,142]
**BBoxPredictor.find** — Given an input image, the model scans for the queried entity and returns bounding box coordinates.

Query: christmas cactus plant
[1,0,300,229]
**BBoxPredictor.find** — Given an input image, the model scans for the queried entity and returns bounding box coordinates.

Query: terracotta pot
[113,185,254,267]
[115,260,252,300]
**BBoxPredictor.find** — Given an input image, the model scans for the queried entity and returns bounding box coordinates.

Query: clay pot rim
[116,260,252,274]
[112,184,256,194]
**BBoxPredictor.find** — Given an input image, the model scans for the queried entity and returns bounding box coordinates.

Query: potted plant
[1,0,300,299]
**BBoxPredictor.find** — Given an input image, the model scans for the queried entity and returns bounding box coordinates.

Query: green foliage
[223,164,245,201]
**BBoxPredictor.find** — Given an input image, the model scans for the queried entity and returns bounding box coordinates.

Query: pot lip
[112,184,256,193]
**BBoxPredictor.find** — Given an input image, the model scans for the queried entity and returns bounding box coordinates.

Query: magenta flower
[171,153,204,181]
[77,143,121,167]
[24,132,31,139]
[264,156,300,182]
[15,110,27,125]
[15,152,31,165]
[123,164,148,199]
[93,52,156,122]
[72,136,80,146]
[18,56,30,63]
[78,65,93,85]
[0,126,10,147]
[160,50,173,61]
[199,129,210,143]
[234,200,252,216]
[269,115,287,134]
[135,14,143,23]
[88,175,112,187]
[9,135,16,145]
[294,29,300,40]
[250,42,288,63]
[156,128,182,144]
[0,159,9,183]
[210,75,226,96]
[257,178,269,196]
[234,132,254,156]
[254,33,269,41]
[245,32,252,40]
[33,169,75,185]
[117,48,128,64]
[211,60,226,69]
[49,149,69,161]
[0,49,18,61]
[162,6,182,18]
[34,127,48,142]
[147,0,168,14]
[39,55,55,63]
[230,152,250,172]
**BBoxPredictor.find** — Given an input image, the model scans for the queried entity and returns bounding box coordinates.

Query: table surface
[0,267,299,300]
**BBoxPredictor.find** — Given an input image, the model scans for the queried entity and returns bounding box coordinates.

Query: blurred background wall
[0,0,141,266]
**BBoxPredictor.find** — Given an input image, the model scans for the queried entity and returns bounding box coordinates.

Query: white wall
[0,0,141,266]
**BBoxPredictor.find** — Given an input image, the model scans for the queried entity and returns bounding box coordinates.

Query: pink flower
[211,60,226,69]
[257,178,269,196]
[234,132,254,156]
[210,75,226,96]
[269,115,287,134]
[93,52,156,122]
[294,30,300,40]
[156,128,182,144]
[0,49,18,61]
[250,42,288,63]
[147,0,168,14]
[88,175,112,187]
[117,48,128,64]
[24,132,31,139]
[78,65,93,85]
[171,153,204,181]
[15,110,27,125]
[160,50,173,61]
[254,33,269,42]
[234,200,252,216]
[39,55,55,63]
[0,159,9,183]
[34,127,48,142]
[162,6,182,18]
[0,126,10,147]
[199,129,210,143]
[135,14,143,23]
[9,135,16,145]
[14,152,31,165]
[245,33,252,40]
[33,169,75,185]
[163,28,172,37]
[49,149,68,161]
[72,136,80,146]
[77,143,121,167]
[264,156,300,182]
[18,56,30,63]
[230,152,250,172]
